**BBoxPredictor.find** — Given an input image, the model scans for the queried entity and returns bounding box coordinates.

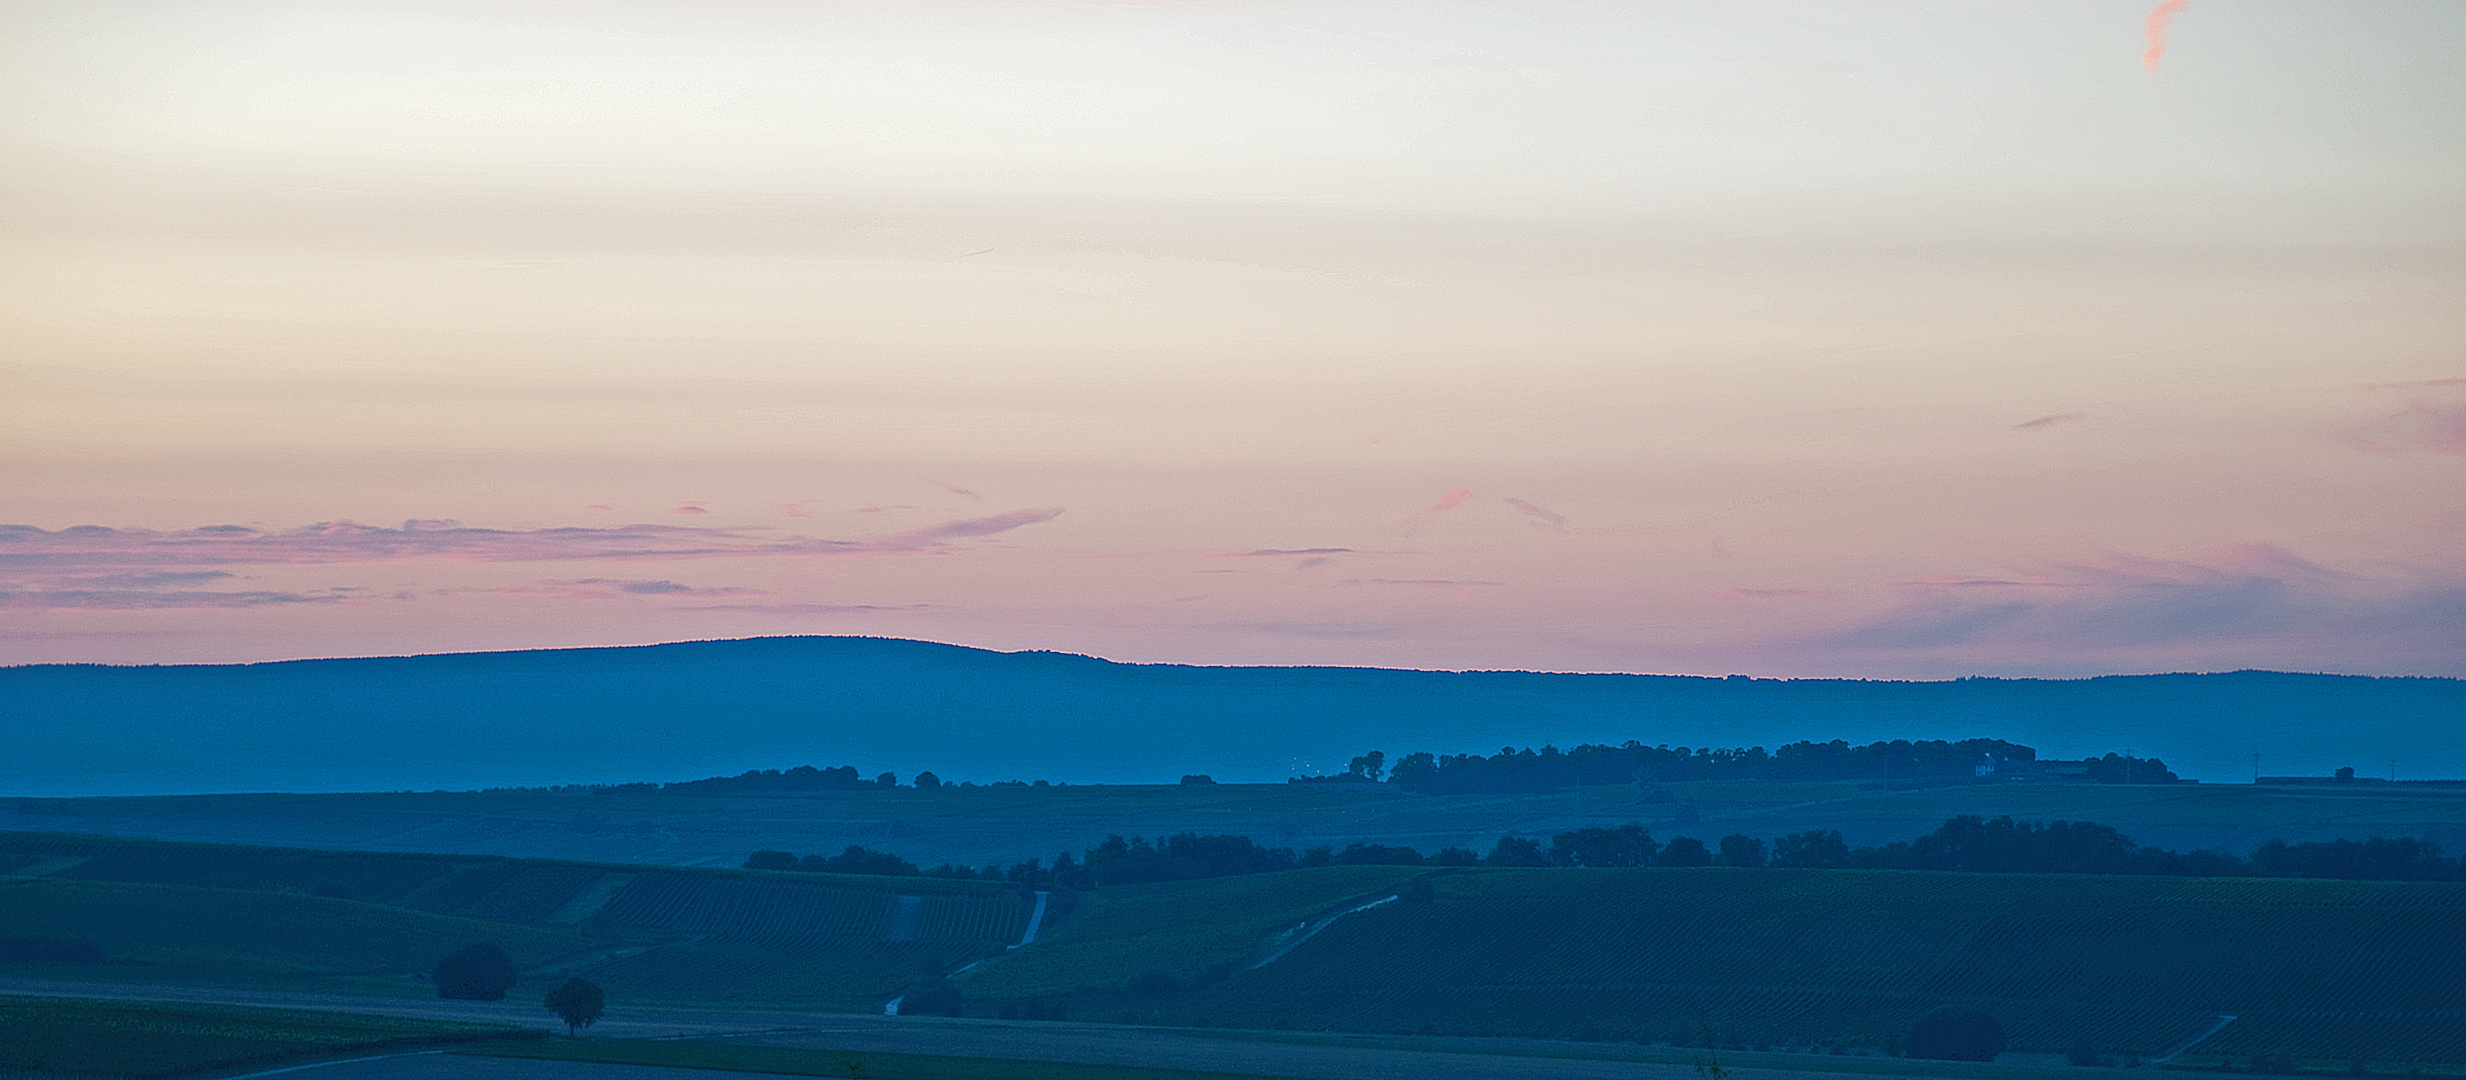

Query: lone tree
[434,943,515,1001]
[1904,1008,2007,1061]
[543,977,605,1037]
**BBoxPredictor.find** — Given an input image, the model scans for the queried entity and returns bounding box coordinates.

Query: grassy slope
[0,878,592,983]
[23,777,2466,873]
[471,1037,1297,1080]
[969,867,2466,1063]
[960,866,1424,1001]
[0,830,1030,1008]
[0,994,528,1078]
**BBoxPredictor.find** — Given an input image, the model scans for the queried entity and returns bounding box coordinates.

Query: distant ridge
[5,635,2461,796]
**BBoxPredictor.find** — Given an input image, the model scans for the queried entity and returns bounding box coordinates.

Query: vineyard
[961,865,1423,1001]
[1016,867,2466,1062]
[0,877,591,978]
[0,830,1035,1008]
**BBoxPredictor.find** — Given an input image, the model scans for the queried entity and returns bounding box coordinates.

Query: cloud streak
[2142,0,2190,72]
[0,511,1066,573]
[2015,413,2088,430]
[1504,498,1568,526]
[1824,544,2461,656]
[1405,488,1473,528]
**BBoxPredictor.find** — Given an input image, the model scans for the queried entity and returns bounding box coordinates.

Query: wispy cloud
[1825,544,2460,654]
[925,478,983,500]
[1406,488,1473,528]
[2014,413,2089,430]
[882,507,1064,546]
[2142,0,2190,72]
[0,587,359,610]
[0,512,1065,573]
[431,578,764,601]
[2343,384,2466,456]
[1504,498,1567,527]
[676,602,932,614]
[1238,547,1353,557]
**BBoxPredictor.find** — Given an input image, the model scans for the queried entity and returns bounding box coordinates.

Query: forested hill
[4,635,2460,796]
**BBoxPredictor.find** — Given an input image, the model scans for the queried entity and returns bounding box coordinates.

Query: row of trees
[1359,740,2182,794]
[747,816,2466,886]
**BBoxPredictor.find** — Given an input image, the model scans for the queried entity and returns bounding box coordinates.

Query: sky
[2,0,2461,678]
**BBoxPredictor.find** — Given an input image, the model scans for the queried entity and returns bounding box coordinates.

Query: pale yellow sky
[2,1,2460,674]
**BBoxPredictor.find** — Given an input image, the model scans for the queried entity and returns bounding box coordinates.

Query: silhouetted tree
[1659,836,1712,867]
[543,977,604,1037]
[1905,1008,2006,1061]
[913,771,941,790]
[1547,825,1657,867]
[434,943,516,1000]
[1486,836,1551,867]
[743,849,796,870]
[1772,830,1850,868]
[1717,834,1767,868]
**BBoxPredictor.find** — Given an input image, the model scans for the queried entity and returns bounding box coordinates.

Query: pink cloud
[925,478,983,501]
[585,504,615,511]
[1405,488,1473,528]
[671,504,708,515]
[2142,0,2189,72]
[779,504,811,517]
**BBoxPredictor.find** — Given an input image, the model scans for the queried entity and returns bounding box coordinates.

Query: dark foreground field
[0,984,2294,1080]
[4,829,2463,1069]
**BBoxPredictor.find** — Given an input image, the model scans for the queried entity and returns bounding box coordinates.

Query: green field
[22,777,2466,874]
[471,1036,1300,1080]
[0,831,1031,1008]
[9,827,2466,1067]
[960,867,2466,1064]
[962,866,1425,1001]
[0,877,591,984]
[0,994,528,1078]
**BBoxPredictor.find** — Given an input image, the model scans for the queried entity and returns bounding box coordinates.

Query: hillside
[0,831,1031,1010]
[958,866,2466,1065]
[23,775,2466,873]
[6,636,2462,795]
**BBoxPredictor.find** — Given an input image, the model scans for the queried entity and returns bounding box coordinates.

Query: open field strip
[0,994,529,1079]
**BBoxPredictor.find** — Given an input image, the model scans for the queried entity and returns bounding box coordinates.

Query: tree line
[1345,740,2177,794]
[745,815,2466,886]
[455,735,2185,798]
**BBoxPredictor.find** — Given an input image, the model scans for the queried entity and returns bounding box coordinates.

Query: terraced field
[963,867,2466,1063]
[0,830,1031,1008]
[962,866,1422,1003]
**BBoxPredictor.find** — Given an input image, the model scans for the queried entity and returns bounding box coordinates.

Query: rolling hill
[6,635,2463,795]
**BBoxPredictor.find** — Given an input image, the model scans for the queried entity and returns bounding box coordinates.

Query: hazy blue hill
[5,636,2461,795]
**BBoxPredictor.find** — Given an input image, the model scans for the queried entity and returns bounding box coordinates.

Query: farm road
[0,977,2046,1080]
